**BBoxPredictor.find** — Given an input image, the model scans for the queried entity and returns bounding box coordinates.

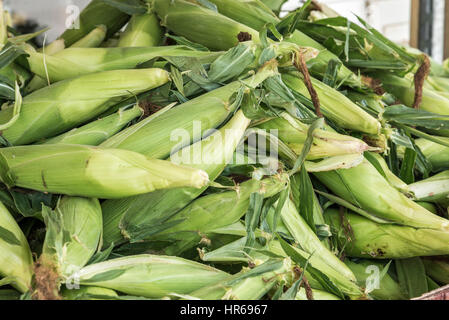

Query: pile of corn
[0,0,448,301]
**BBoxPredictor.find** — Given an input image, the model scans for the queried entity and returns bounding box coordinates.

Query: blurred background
[4,0,449,62]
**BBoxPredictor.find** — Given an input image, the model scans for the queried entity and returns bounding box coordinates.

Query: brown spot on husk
[339,206,354,242]
[413,55,431,109]
[139,100,162,118]
[237,32,252,42]
[32,257,61,300]
[362,76,385,96]
[41,171,47,189]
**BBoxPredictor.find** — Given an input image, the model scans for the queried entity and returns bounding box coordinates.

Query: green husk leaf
[298,164,316,233]
[244,192,264,253]
[0,225,21,246]
[82,269,127,283]
[100,0,147,15]
[396,258,428,299]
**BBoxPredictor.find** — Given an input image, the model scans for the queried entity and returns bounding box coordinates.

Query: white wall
[282,0,411,46]
[5,0,90,42]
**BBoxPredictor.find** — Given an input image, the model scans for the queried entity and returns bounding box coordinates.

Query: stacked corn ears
[0,0,448,301]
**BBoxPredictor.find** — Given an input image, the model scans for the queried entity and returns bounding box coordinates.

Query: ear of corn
[314,159,449,231]
[282,72,381,134]
[415,138,449,171]
[190,258,290,300]
[40,196,102,277]
[70,24,107,48]
[205,0,280,31]
[102,110,251,246]
[101,61,276,157]
[151,174,289,244]
[422,257,449,285]
[71,254,229,298]
[325,208,449,259]
[38,105,142,146]
[153,0,260,51]
[0,144,209,199]
[408,170,449,203]
[277,198,358,284]
[295,287,342,300]
[23,46,205,84]
[25,25,108,94]
[38,39,66,55]
[0,201,33,293]
[416,202,438,214]
[58,0,130,47]
[204,0,362,87]
[118,13,163,47]
[377,73,449,116]
[202,236,363,298]
[255,113,373,160]
[61,286,119,300]
[345,91,385,115]
[290,171,327,234]
[368,152,409,193]
[344,259,407,300]
[0,68,169,145]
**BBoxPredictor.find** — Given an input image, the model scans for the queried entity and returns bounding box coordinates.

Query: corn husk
[277,198,358,283]
[416,202,438,214]
[314,159,449,231]
[345,91,385,115]
[0,68,169,145]
[204,0,361,87]
[190,258,291,300]
[377,73,449,115]
[24,46,209,83]
[38,39,66,55]
[101,60,276,157]
[38,105,142,146]
[150,174,289,246]
[153,0,259,51]
[282,72,380,134]
[409,171,449,202]
[25,25,108,94]
[0,144,209,199]
[255,113,374,160]
[0,289,20,300]
[422,257,449,285]
[102,110,251,246]
[425,76,449,100]
[202,236,363,298]
[71,24,107,48]
[290,171,327,241]
[295,288,341,300]
[118,13,162,47]
[325,208,449,259]
[345,259,407,300]
[259,0,288,13]
[40,196,102,277]
[415,138,449,171]
[59,0,130,47]
[368,152,409,193]
[62,286,119,300]
[71,254,229,298]
[0,201,33,293]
